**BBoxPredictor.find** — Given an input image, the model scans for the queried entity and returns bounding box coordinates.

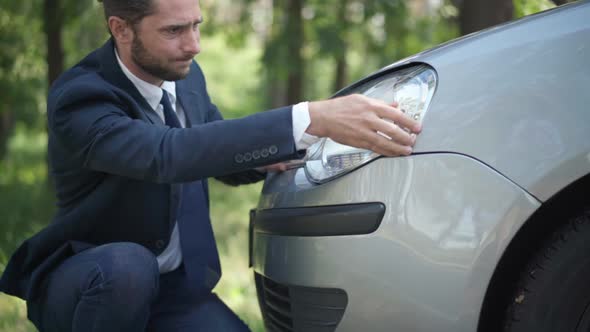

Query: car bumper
[251,153,540,332]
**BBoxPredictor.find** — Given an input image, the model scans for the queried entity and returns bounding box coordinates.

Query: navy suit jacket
[0,39,302,301]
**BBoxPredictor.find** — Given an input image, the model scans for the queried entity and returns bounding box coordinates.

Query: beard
[131,34,192,82]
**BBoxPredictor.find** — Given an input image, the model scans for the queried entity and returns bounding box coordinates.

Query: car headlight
[304,64,437,184]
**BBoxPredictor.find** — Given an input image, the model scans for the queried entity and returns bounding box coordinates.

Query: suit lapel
[97,39,163,125]
[176,78,203,128]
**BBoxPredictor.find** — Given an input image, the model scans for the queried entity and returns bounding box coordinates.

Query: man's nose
[182,29,201,56]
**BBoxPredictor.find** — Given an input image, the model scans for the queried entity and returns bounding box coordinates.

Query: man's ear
[108,16,134,44]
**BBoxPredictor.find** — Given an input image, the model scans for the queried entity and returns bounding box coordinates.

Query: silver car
[249,2,590,332]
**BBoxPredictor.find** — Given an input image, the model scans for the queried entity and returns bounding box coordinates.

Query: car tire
[504,208,590,332]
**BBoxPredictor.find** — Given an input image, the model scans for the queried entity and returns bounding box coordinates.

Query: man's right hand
[306,94,422,157]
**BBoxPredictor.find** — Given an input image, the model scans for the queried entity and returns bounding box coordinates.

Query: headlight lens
[304,64,437,183]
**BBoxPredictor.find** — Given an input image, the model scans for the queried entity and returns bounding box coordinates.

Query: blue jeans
[28,242,251,332]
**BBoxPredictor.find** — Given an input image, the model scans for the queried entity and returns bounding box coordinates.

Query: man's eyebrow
[161,17,204,30]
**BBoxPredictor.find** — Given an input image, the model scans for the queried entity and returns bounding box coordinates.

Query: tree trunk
[44,0,64,87]
[333,55,348,92]
[0,112,15,161]
[459,0,513,36]
[262,0,287,109]
[333,0,349,92]
[285,0,304,104]
[266,73,287,109]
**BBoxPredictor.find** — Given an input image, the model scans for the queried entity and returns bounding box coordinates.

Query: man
[0,0,421,331]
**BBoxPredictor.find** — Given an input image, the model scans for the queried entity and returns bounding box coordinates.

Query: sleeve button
[252,150,261,160]
[243,152,253,162]
[260,148,270,158]
[235,154,244,163]
[269,145,278,155]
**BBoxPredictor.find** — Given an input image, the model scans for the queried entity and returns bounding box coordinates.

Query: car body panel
[254,154,540,331]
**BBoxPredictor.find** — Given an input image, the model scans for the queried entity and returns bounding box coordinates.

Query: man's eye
[167,27,180,34]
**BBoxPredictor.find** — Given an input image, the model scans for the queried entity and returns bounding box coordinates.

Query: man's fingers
[372,102,422,134]
[372,118,416,146]
[264,163,288,172]
[364,131,413,157]
[309,94,422,157]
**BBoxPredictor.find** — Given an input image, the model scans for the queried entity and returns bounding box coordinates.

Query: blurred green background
[0,0,568,330]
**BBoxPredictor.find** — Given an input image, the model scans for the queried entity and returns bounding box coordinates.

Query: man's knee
[89,242,160,303]
[31,242,159,331]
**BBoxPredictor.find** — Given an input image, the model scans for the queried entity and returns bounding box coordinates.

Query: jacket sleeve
[48,75,300,184]
[192,64,284,187]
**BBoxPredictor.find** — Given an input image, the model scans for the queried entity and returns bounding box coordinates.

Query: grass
[0,127,266,332]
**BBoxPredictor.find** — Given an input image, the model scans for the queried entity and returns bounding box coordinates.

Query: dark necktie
[160,90,221,291]
[160,90,181,128]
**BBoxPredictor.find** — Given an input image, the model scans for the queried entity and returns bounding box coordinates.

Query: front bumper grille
[255,273,348,332]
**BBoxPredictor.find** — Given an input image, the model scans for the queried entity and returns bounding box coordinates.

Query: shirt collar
[115,48,177,111]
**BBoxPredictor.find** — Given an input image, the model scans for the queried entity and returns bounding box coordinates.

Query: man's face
[131,0,202,82]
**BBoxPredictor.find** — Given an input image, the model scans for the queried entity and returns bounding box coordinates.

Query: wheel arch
[477,172,590,332]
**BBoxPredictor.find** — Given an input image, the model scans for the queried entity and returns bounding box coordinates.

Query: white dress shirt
[115,50,319,273]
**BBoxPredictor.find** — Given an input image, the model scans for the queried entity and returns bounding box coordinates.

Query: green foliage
[197,33,264,119]
[0,128,54,259]
[0,294,36,332]
[0,4,46,126]
[200,0,256,48]
[514,0,556,17]
[0,127,54,332]
[62,1,110,69]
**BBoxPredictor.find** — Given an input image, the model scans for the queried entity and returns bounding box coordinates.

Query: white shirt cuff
[292,102,321,150]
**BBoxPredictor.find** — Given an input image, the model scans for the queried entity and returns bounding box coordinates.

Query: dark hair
[97,0,156,27]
